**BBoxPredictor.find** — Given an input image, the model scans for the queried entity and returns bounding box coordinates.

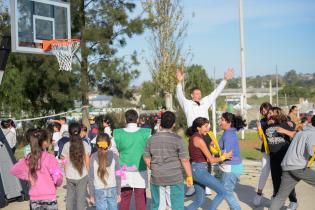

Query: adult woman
[186,117,232,210]
[265,107,298,210]
[218,112,246,210]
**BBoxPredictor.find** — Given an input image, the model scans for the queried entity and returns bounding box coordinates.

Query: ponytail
[96,133,110,185]
[69,123,85,176]
[221,112,246,131]
[28,129,48,180]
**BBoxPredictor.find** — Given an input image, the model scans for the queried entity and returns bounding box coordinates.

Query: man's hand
[224,68,234,81]
[176,68,184,82]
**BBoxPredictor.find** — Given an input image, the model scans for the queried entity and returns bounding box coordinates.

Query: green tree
[283,69,298,85]
[71,0,149,127]
[184,65,213,96]
[143,0,188,110]
[139,81,164,110]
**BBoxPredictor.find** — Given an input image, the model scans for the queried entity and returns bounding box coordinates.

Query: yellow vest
[258,127,270,155]
[307,145,315,168]
[207,131,222,156]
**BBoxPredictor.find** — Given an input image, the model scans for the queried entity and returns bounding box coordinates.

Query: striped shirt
[144,129,189,185]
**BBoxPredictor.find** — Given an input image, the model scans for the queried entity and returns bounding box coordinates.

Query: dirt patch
[239,139,261,151]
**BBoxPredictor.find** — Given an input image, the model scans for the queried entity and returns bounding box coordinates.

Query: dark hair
[28,129,48,180]
[301,117,308,124]
[190,87,201,94]
[260,102,272,114]
[7,119,15,128]
[69,122,85,176]
[125,109,138,123]
[161,106,166,110]
[96,133,111,185]
[289,105,297,114]
[221,112,246,131]
[103,118,110,124]
[25,128,37,143]
[186,117,209,136]
[161,111,176,129]
[53,123,61,131]
[60,117,67,122]
[271,107,288,124]
[1,120,10,129]
[311,115,315,127]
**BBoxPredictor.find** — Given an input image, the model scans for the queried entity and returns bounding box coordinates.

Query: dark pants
[119,187,146,210]
[270,168,315,210]
[270,148,297,202]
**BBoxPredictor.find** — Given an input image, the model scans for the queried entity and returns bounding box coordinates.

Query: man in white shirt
[176,68,234,196]
[52,117,68,136]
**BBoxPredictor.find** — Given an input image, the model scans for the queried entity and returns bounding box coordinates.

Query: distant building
[89,95,113,108]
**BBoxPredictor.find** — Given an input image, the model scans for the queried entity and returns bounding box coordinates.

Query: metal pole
[276,65,279,106]
[239,0,247,139]
[269,80,273,105]
[212,66,217,137]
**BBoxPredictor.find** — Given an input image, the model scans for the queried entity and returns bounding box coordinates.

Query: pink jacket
[11,152,63,201]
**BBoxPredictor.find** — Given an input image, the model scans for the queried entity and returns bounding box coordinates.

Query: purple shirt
[219,128,242,165]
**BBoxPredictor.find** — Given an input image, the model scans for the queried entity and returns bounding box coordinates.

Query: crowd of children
[6,67,315,210]
[7,103,315,210]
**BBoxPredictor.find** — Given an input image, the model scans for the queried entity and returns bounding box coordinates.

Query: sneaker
[185,186,195,196]
[252,194,263,206]
[205,187,212,195]
[287,202,298,210]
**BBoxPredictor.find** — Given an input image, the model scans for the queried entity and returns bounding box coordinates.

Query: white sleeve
[201,80,227,108]
[110,138,119,156]
[176,83,189,109]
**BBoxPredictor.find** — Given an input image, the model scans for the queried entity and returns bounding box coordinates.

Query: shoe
[205,187,212,195]
[185,186,195,196]
[287,202,298,210]
[252,194,263,206]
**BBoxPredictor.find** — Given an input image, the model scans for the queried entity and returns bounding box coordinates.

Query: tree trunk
[165,92,173,111]
[79,0,90,130]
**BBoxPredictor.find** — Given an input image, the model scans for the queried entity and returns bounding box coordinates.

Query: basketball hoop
[43,39,80,71]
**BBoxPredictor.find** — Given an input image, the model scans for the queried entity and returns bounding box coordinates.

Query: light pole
[239,0,247,139]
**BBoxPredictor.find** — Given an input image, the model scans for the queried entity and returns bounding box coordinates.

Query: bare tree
[143,0,188,110]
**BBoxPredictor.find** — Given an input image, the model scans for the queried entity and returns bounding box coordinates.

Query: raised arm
[176,69,189,109]
[202,68,234,108]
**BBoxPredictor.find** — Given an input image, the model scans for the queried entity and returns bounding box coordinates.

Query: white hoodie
[281,124,315,171]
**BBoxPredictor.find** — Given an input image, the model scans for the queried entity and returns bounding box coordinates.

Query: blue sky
[118,0,315,85]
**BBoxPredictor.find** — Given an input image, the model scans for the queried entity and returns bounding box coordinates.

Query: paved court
[3,160,314,210]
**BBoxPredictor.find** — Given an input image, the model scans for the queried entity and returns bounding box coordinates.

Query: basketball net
[43,39,80,71]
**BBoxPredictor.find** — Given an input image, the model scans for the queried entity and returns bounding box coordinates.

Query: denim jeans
[95,187,118,210]
[186,163,226,210]
[221,172,241,210]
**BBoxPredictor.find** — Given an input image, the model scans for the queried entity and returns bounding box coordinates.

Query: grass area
[241,148,262,160]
